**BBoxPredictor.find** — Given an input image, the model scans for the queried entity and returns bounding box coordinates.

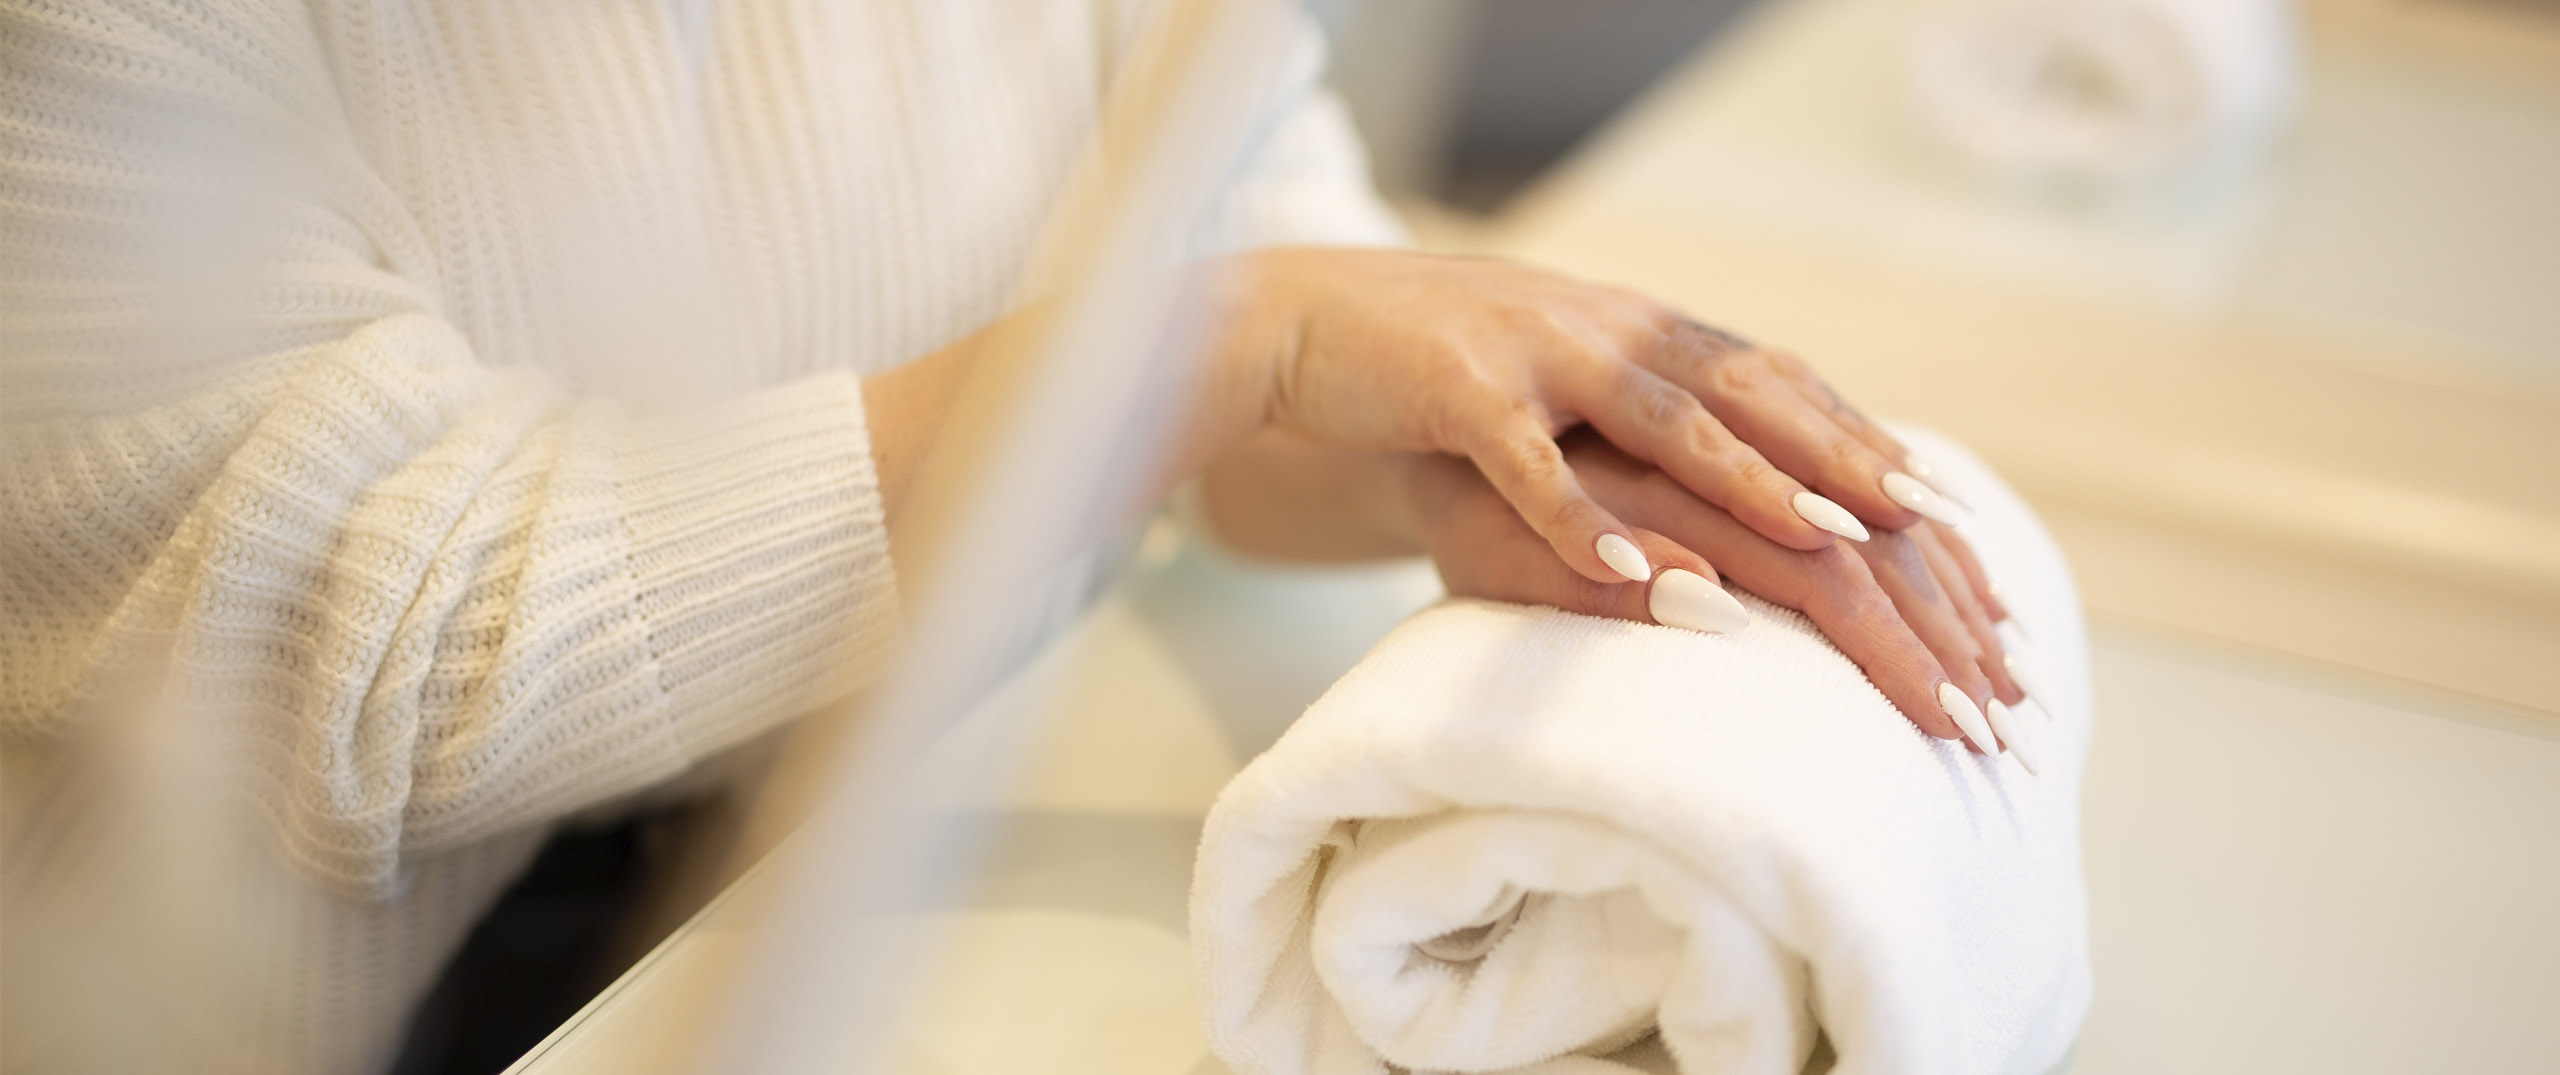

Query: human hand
[1235,247,1967,587]
[1404,430,2039,770]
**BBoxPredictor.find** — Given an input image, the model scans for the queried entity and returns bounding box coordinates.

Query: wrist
[1207,248,1313,433]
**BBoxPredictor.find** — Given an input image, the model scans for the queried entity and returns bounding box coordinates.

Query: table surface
[1477,0,2560,716]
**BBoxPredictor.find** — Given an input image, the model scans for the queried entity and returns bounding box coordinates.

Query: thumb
[1627,529,1752,635]
[1455,524,1750,636]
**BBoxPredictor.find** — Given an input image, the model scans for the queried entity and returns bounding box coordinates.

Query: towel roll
[1191,429,2090,1075]
[1904,0,2297,187]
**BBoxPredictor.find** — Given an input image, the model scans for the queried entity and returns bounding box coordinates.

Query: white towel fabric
[1191,431,2090,1075]
[1904,0,2297,186]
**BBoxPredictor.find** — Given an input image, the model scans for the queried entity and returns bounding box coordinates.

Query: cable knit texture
[0,0,1402,1071]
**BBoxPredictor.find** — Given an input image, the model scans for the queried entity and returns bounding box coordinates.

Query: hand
[1234,248,1966,586]
[1405,430,2038,767]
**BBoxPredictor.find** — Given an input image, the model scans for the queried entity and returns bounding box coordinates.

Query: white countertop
[1478,0,2560,715]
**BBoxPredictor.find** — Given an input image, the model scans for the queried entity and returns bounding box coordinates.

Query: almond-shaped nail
[1791,491,1869,541]
[1595,533,1650,583]
[1881,472,1966,527]
[1649,569,1751,634]
[2003,652,2052,706]
[1985,699,2040,775]
[1937,681,1998,755]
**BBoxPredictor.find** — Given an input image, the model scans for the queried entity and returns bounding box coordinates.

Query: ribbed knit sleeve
[0,0,899,898]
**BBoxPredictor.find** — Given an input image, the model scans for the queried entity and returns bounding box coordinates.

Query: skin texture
[1407,431,2009,748]
[865,246,2015,741]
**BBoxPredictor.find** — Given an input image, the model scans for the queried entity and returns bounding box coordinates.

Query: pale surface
[1478,0,2560,715]
[2076,634,2560,1074]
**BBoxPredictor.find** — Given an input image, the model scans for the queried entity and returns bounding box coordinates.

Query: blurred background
[505,2,2560,1073]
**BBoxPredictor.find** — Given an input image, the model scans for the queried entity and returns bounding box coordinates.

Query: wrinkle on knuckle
[1726,451,1779,491]
[1632,378,1695,429]
[1707,352,1765,397]
[1498,430,1566,486]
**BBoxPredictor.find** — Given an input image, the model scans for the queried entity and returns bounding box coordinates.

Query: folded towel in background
[1905,0,2297,187]
[1191,430,2090,1075]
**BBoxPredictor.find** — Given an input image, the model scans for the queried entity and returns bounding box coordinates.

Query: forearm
[1199,430,1425,563]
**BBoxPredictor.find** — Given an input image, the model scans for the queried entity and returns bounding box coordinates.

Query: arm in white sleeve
[0,0,898,899]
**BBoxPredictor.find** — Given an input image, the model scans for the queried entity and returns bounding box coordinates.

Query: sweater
[0,0,1402,1071]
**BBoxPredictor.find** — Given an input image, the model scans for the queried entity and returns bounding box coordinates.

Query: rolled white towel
[1191,430,2090,1075]
[1904,0,2297,186]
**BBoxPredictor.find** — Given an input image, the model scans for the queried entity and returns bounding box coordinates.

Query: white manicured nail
[1997,618,2033,651]
[1791,491,1869,541]
[1985,699,2040,775]
[1938,681,1998,755]
[2004,652,2052,706]
[1595,533,1650,582]
[1882,472,1966,527]
[1649,569,1750,634]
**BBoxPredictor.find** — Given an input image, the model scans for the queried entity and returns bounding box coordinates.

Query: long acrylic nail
[1791,491,1869,541]
[1881,472,1966,527]
[1650,569,1751,634]
[1937,681,1998,755]
[2003,652,2052,706]
[1595,533,1650,582]
[1985,700,2040,775]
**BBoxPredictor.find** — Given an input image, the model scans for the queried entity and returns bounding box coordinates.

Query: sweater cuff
[615,370,900,768]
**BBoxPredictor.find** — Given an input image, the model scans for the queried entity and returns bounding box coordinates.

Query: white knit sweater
[0,1,1400,1070]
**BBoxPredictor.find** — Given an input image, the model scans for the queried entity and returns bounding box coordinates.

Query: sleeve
[0,0,898,899]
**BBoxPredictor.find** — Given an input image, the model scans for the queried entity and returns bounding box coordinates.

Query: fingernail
[1649,569,1751,634]
[1595,533,1650,582]
[1881,472,1966,527]
[1791,491,1869,541]
[1997,618,2033,651]
[1985,700,2040,775]
[2004,652,2052,705]
[1937,681,1998,755]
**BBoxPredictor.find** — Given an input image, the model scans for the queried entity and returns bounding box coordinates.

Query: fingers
[1585,451,1981,746]
[1629,531,1752,636]
[1910,525,2021,705]
[1644,325,1939,532]
[1849,530,2006,755]
[1458,409,1651,586]
[1435,511,1748,636]
[1926,522,2013,644]
[1758,348,1987,536]
[1416,453,1749,636]
[1568,362,1863,553]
